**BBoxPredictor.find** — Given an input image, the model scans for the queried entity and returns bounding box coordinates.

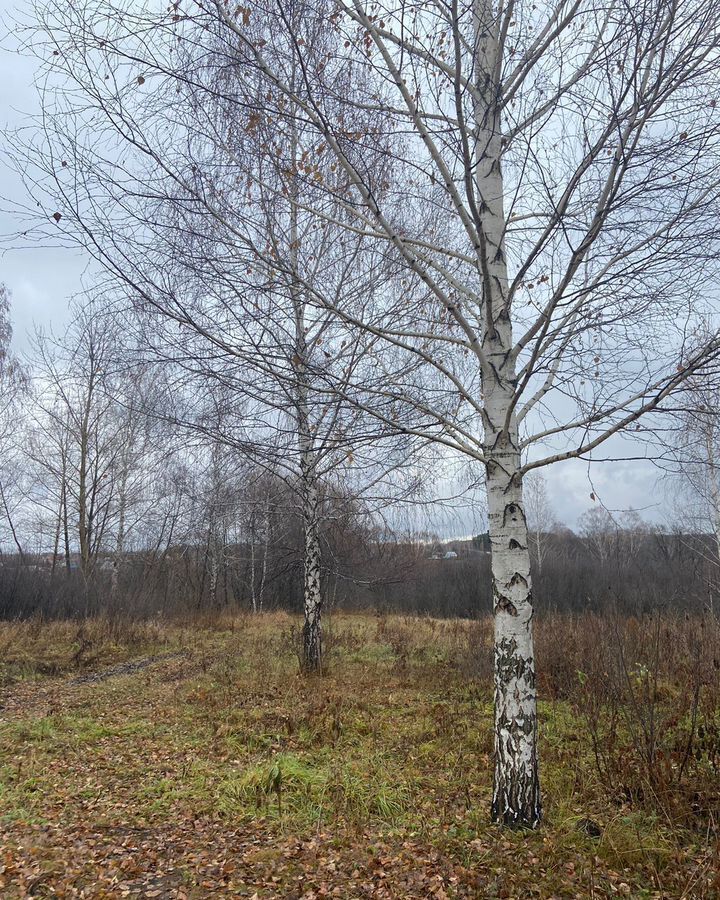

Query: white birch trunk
[111,466,128,595]
[208,534,219,608]
[294,274,324,670]
[51,488,63,576]
[475,0,541,827]
[301,470,323,671]
[534,524,543,574]
[258,491,270,613]
[485,438,540,826]
[250,522,258,614]
[77,372,97,580]
[287,104,324,672]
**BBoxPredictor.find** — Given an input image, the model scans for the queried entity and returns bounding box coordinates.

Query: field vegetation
[1,611,718,898]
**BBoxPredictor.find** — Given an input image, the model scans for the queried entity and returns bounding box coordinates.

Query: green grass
[216,751,411,828]
[0,611,717,898]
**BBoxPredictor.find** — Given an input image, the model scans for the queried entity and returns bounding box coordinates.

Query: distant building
[428,547,459,560]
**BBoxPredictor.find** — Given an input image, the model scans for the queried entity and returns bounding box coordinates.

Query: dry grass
[0,611,718,898]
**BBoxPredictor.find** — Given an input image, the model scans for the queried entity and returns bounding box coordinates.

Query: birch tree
[12,0,422,671]
[14,0,720,826]
[245,474,281,614]
[0,286,29,559]
[28,313,121,577]
[524,471,555,574]
[190,0,720,827]
[663,372,720,595]
[578,504,622,566]
[26,305,166,580]
[199,0,720,827]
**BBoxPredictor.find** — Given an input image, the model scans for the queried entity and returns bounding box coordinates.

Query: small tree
[0,286,29,559]
[524,472,555,574]
[663,372,720,602]
[26,305,168,582]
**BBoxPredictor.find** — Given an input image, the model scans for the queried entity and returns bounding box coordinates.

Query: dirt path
[67,651,187,685]
[0,651,189,722]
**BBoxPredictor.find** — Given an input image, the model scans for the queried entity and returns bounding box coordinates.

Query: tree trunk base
[301,618,323,674]
[491,785,542,829]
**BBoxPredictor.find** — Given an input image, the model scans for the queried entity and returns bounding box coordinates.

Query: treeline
[1,519,718,620]
[366,525,720,617]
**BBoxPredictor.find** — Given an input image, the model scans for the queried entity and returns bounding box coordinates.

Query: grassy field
[0,612,718,898]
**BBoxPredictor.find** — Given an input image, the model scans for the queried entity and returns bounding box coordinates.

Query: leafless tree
[244,474,281,614]
[12,0,720,826]
[24,305,168,580]
[578,505,619,566]
[661,372,720,603]
[10,0,424,670]
[28,313,117,576]
[524,471,555,574]
[0,286,29,560]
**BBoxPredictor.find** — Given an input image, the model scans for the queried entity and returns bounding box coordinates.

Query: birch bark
[250,527,258,614]
[258,491,270,613]
[292,250,324,672]
[475,0,541,827]
[301,468,323,671]
[288,112,324,673]
[111,465,128,595]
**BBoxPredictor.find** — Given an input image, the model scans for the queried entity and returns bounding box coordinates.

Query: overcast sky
[0,0,669,532]
[1,1,86,343]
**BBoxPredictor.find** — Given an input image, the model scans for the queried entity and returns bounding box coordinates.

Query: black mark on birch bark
[495,638,536,688]
[495,592,519,616]
[503,502,526,528]
[507,572,528,589]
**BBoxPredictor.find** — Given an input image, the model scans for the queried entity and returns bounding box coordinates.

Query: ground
[0,613,717,898]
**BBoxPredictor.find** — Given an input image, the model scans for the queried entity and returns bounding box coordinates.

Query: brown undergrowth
[0,611,718,898]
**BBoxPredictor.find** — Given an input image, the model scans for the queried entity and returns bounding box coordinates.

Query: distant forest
[2,511,717,620]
